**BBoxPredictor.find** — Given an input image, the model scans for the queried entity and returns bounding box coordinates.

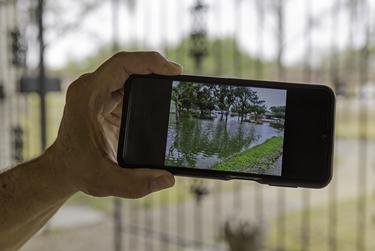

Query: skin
[0,51,182,251]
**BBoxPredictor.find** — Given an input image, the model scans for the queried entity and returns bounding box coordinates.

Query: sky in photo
[252,87,286,108]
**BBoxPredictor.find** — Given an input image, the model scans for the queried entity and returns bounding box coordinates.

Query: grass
[266,195,375,251]
[212,136,283,172]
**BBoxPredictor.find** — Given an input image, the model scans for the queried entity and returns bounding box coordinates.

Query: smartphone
[117,74,335,188]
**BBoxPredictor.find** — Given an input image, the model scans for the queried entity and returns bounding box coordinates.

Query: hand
[49,51,182,198]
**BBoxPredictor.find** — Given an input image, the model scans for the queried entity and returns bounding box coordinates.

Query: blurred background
[1,0,375,250]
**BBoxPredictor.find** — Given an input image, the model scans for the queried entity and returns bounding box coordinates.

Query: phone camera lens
[321,134,328,143]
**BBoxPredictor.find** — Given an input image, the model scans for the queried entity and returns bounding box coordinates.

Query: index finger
[93,51,182,92]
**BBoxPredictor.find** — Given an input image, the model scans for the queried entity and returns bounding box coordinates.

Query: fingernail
[151,175,174,192]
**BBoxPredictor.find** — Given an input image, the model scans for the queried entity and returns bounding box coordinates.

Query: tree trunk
[175,101,179,122]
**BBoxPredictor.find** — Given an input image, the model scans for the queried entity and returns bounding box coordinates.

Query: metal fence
[1,0,374,250]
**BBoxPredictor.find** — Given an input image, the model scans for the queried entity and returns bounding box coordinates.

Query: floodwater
[165,113,283,169]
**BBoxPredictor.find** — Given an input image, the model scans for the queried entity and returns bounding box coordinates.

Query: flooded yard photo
[164,81,286,176]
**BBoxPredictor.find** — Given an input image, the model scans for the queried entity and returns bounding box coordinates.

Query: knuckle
[113,51,128,59]
[66,81,79,100]
[67,73,92,95]
[149,51,164,62]
[78,73,92,80]
[66,74,92,103]
[150,51,162,58]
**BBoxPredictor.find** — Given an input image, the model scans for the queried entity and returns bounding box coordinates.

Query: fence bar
[111,0,123,251]
[0,3,6,169]
[344,0,357,96]
[356,1,370,250]
[301,2,313,251]
[190,0,209,249]
[232,0,243,213]
[328,1,340,250]
[174,1,190,249]
[254,0,265,231]
[37,0,47,152]
[275,1,286,250]
[175,1,187,249]
[160,0,170,249]
[255,0,264,81]
[213,0,224,241]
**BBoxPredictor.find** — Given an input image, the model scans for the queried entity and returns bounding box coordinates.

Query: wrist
[39,143,78,199]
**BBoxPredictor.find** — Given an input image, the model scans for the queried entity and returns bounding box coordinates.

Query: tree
[249,95,266,122]
[194,84,216,118]
[214,85,236,120]
[179,83,197,112]
[233,87,258,122]
[171,83,183,121]
[171,82,198,120]
[270,106,285,118]
[252,104,267,122]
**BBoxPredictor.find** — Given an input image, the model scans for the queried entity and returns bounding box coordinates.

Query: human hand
[49,51,182,198]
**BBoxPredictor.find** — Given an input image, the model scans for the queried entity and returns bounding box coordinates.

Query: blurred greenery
[62,37,272,78]
[21,37,375,218]
[267,195,375,251]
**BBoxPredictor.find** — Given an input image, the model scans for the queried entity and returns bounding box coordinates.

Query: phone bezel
[117,74,335,188]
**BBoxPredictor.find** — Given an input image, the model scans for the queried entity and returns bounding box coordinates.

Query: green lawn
[212,136,283,172]
[266,195,375,251]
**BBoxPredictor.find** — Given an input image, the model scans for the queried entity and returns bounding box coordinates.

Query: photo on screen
[164,81,287,176]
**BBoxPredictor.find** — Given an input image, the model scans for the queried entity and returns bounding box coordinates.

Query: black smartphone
[117,74,335,188]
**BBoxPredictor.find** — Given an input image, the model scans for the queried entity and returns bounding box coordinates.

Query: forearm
[0,145,77,250]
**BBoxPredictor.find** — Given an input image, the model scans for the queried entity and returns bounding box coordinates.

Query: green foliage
[166,37,272,77]
[62,43,140,75]
[232,87,259,121]
[213,85,237,119]
[267,195,375,251]
[212,136,283,172]
[270,105,286,118]
[172,81,270,121]
[194,85,216,117]
[60,37,271,78]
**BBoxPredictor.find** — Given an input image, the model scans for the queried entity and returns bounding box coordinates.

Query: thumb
[100,159,175,198]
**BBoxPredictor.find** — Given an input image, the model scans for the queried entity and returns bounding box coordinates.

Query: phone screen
[164,80,287,176]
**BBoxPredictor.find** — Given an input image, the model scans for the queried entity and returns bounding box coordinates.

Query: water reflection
[165,115,283,169]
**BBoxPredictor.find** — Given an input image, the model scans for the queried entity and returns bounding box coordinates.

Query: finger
[100,121,120,162]
[103,89,123,115]
[100,159,175,198]
[94,51,183,93]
